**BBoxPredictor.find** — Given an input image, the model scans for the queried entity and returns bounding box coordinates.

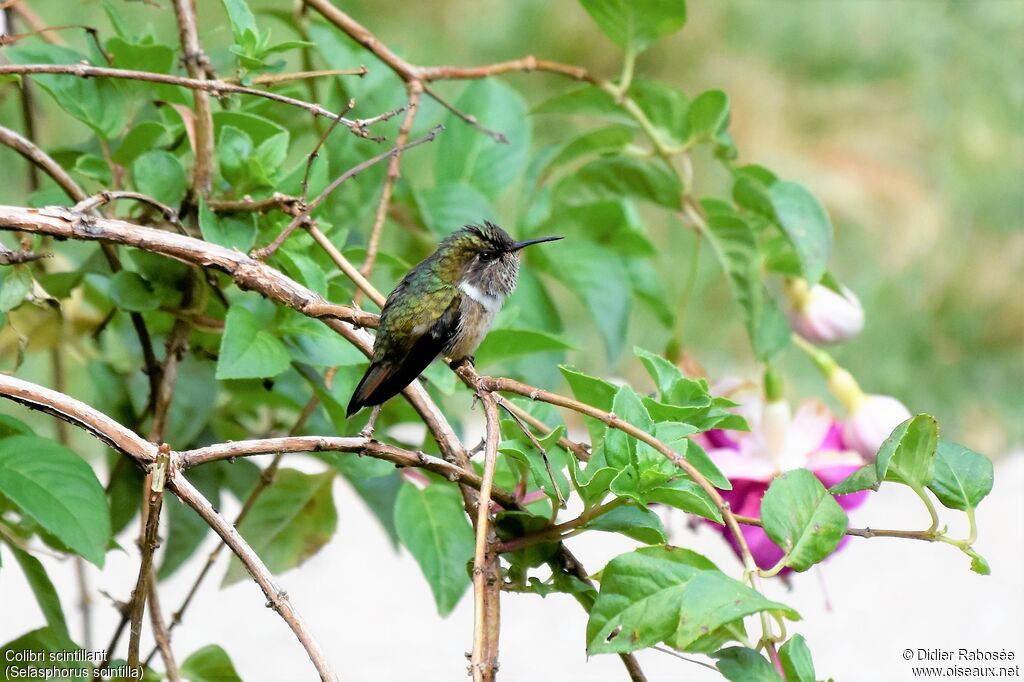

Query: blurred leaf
[630,80,690,146]
[875,414,937,490]
[557,156,681,209]
[829,463,879,496]
[216,306,291,380]
[476,328,574,367]
[217,125,254,186]
[768,181,833,285]
[537,241,631,360]
[7,543,69,638]
[181,644,242,682]
[199,200,257,252]
[395,482,474,616]
[73,154,113,185]
[714,647,784,682]
[414,183,495,235]
[108,271,161,312]
[132,151,187,208]
[761,469,848,571]
[578,0,687,55]
[533,84,631,121]
[927,440,993,512]
[0,628,86,678]
[276,313,367,367]
[0,415,34,438]
[436,80,531,199]
[0,436,110,567]
[778,634,816,682]
[7,45,127,138]
[685,90,730,144]
[586,546,797,654]
[543,125,634,176]
[0,266,32,312]
[225,469,337,585]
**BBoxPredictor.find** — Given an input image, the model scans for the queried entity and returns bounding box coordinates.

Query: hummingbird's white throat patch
[458,281,504,314]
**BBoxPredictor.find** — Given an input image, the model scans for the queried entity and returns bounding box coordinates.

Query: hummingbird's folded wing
[346,290,462,416]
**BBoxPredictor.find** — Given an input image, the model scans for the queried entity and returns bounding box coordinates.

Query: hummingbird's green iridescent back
[346,222,561,416]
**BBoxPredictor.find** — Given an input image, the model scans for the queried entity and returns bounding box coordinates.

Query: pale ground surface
[2,455,1022,682]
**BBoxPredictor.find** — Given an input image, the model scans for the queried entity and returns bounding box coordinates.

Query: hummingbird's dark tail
[347,356,433,417]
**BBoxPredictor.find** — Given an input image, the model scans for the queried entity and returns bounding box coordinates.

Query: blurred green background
[2,0,1021,454]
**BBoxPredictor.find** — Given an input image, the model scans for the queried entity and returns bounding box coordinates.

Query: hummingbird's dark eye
[480,250,497,261]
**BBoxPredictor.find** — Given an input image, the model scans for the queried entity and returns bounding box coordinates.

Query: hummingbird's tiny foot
[359,404,382,440]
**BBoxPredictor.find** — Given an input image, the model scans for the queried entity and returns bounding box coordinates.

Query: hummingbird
[346,221,562,417]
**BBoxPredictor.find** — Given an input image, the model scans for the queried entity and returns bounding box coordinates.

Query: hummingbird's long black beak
[508,235,563,252]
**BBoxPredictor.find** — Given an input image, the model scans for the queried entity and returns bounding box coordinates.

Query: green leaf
[634,346,683,397]
[604,385,654,470]
[0,266,32,312]
[0,436,110,567]
[276,313,367,367]
[768,181,833,285]
[108,271,161,312]
[875,414,938,490]
[928,440,993,512]
[537,241,631,360]
[557,156,681,209]
[395,483,474,616]
[585,504,666,544]
[224,469,336,585]
[181,644,242,682]
[199,200,257,252]
[415,183,495,236]
[74,154,113,184]
[829,463,880,496]
[340,470,403,547]
[686,90,730,144]
[221,0,259,43]
[476,328,574,367]
[217,125,254,186]
[714,647,784,682]
[132,151,187,208]
[216,305,292,380]
[7,45,127,139]
[0,414,34,438]
[578,0,687,55]
[760,469,848,572]
[778,634,816,682]
[532,85,628,121]
[587,546,797,654]
[630,80,690,146]
[0,628,87,678]
[8,543,69,638]
[543,125,634,175]
[436,80,531,199]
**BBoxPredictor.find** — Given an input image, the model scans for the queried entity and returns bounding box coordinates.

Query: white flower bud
[784,279,864,345]
[842,394,912,460]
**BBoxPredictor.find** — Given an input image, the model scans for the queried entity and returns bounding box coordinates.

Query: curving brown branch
[171,0,214,196]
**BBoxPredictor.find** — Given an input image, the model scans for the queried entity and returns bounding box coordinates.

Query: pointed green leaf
[928,440,993,512]
[875,414,938,490]
[0,436,110,567]
[199,200,257,252]
[686,90,729,144]
[181,644,243,682]
[578,0,687,54]
[8,543,69,638]
[395,482,474,616]
[768,181,833,285]
[778,634,816,682]
[585,504,666,544]
[761,469,847,571]
[715,647,784,682]
[216,306,292,380]
[224,469,337,585]
[557,156,681,209]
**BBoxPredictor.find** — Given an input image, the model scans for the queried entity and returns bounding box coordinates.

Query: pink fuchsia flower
[701,389,868,571]
[828,367,913,460]
[783,278,864,346]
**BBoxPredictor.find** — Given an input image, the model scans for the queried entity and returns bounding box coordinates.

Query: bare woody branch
[470,393,502,682]
[171,0,214,195]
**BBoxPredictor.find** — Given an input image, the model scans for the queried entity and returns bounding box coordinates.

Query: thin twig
[168,472,338,681]
[356,82,421,305]
[126,444,169,669]
[72,191,187,236]
[0,64,381,140]
[171,0,215,195]
[146,573,181,681]
[470,393,502,681]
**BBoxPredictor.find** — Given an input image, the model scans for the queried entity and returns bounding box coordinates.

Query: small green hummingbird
[347,221,561,416]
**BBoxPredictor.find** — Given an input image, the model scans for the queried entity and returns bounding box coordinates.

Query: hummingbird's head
[439,221,562,296]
